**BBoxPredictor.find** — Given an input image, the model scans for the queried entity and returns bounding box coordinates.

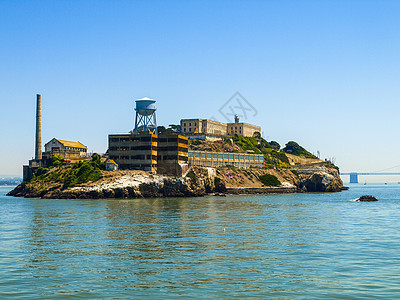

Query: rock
[357,195,378,202]
[297,165,343,192]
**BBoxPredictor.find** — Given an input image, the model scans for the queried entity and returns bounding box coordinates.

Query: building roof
[106,159,118,165]
[56,139,87,149]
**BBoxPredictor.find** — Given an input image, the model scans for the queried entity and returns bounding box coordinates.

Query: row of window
[110,136,154,143]
[110,155,188,162]
[110,137,188,144]
[109,155,157,161]
[109,146,188,152]
[182,122,197,127]
[188,152,263,162]
[191,160,263,168]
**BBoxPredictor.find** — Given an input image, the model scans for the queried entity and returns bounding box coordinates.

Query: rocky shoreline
[7,163,345,199]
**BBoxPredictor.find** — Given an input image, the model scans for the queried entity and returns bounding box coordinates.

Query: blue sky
[1,0,400,176]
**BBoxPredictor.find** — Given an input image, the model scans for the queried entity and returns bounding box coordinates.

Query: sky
[1,0,400,176]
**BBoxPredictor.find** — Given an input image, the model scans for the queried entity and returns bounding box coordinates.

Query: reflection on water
[1,185,400,298]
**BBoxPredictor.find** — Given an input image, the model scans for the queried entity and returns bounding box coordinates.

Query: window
[189,128,192,132]
[201,153,206,158]
[213,153,218,159]
[188,152,194,158]
[189,122,191,126]
[184,128,186,132]
[224,154,228,160]
[207,153,212,159]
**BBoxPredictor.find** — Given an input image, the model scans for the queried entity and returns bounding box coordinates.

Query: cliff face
[7,168,216,199]
[7,164,344,199]
[297,165,343,192]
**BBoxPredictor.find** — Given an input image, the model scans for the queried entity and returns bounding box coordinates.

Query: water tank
[135,97,156,116]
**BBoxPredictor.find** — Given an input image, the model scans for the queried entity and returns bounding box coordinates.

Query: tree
[269,141,280,150]
[253,131,261,140]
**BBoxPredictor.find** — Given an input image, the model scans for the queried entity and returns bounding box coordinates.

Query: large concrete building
[180,115,261,140]
[108,132,158,173]
[108,132,189,176]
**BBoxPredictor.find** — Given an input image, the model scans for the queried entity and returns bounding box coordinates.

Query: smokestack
[35,94,42,160]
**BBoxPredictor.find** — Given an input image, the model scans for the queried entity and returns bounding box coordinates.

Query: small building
[105,159,118,171]
[45,138,87,156]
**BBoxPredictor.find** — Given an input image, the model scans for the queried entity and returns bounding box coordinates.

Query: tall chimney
[35,94,42,160]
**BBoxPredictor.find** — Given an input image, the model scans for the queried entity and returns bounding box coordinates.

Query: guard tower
[234,114,239,123]
[134,97,157,134]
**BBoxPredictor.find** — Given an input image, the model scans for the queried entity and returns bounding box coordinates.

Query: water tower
[134,97,158,134]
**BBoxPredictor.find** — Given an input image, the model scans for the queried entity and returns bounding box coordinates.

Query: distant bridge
[340,172,400,183]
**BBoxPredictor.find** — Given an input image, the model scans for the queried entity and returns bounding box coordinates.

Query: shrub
[269,141,280,150]
[63,160,103,189]
[186,170,197,185]
[270,150,290,164]
[35,167,49,177]
[259,174,281,186]
[283,141,317,159]
[51,155,64,167]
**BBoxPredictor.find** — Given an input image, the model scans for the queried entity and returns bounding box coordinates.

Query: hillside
[190,136,323,169]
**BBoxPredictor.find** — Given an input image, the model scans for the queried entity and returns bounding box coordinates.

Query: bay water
[1,184,400,299]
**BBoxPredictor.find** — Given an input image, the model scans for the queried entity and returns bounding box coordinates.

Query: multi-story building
[108,132,158,173]
[157,134,189,176]
[108,132,189,175]
[180,115,261,140]
[226,122,261,137]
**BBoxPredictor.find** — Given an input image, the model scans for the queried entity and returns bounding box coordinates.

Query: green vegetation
[233,135,261,153]
[30,154,105,189]
[51,155,64,167]
[157,124,181,134]
[63,160,103,188]
[283,141,317,159]
[270,150,289,164]
[269,141,280,150]
[186,170,198,185]
[258,174,281,186]
[291,170,299,177]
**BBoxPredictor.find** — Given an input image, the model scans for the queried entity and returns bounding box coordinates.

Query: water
[1,184,400,299]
